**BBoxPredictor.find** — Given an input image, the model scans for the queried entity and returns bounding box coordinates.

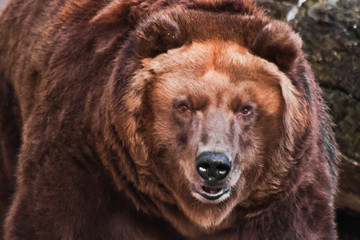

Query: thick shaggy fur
[0,0,339,239]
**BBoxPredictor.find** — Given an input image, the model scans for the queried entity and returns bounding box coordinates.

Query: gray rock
[257,0,360,238]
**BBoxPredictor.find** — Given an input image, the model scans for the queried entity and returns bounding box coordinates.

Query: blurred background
[1,0,359,239]
[256,1,360,239]
[0,1,6,10]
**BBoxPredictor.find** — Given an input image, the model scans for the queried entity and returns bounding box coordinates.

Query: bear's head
[102,6,308,235]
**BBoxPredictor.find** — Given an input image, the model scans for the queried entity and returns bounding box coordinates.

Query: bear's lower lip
[193,184,230,201]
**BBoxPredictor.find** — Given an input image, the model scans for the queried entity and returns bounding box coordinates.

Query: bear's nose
[195,152,231,183]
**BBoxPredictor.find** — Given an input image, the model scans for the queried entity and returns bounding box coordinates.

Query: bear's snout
[195,152,231,184]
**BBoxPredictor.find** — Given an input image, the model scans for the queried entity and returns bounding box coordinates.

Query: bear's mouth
[193,184,230,201]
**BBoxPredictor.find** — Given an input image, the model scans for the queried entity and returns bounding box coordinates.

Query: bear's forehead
[147,41,281,85]
[144,41,283,115]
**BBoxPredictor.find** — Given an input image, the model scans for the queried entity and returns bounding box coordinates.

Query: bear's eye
[178,103,191,113]
[238,106,253,116]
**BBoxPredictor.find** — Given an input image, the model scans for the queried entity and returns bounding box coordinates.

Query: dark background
[1,0,359,239]
[256,1,360,239]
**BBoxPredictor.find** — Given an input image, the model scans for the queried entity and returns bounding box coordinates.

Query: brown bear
[0,0,339,239]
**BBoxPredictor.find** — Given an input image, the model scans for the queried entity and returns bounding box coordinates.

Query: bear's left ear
[135,15,186,58]
[252,21,303,72]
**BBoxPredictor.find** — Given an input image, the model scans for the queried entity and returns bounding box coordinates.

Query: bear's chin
[185,200,236,229]
[172,187,238,230]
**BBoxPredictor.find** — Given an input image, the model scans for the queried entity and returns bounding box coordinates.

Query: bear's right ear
[134,15,186,58]
[252,21,303,72]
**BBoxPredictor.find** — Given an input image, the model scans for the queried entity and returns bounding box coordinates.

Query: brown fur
[0,0,339,239]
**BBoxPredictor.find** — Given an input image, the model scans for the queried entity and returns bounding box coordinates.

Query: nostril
[198,162,210,173]
[216,164,230,179]
[195,152,231,182]
[196,162,211,180]
[213,162,231,181]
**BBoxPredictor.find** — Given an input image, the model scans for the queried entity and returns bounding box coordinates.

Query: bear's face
[137,41,289,228]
